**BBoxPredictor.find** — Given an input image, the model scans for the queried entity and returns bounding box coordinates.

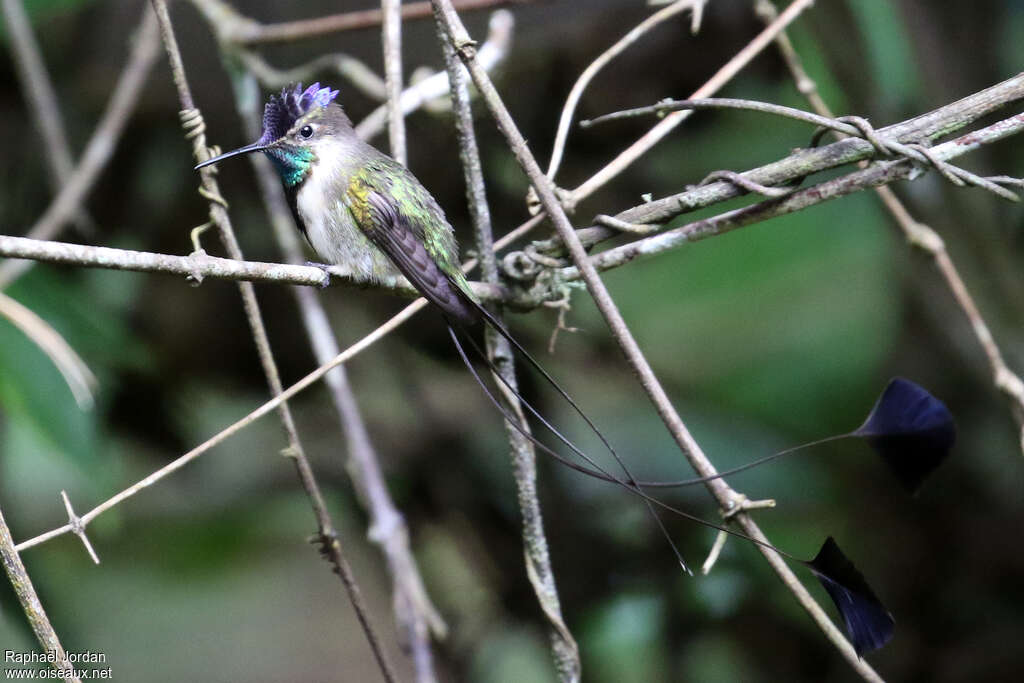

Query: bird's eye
[299,125,314,139]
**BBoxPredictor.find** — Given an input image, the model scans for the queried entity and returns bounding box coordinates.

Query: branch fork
[701,493,776,575]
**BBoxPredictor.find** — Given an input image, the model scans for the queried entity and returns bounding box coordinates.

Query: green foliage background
[1,1,1023,681]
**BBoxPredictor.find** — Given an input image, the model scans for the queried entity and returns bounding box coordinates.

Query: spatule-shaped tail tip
[854,377,956,493]
[805,537,894,656]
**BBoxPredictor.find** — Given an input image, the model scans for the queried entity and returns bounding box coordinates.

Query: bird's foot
[305,261,334,289]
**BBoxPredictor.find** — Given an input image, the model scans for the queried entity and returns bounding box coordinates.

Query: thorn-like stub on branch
[61,490,100,564]
[701,529,729,575]
[720,492,776,520]
[186,244,210,287]
[525,186,542,216]
[367,507,402,544]
[455,38,478,59]
[905,222,944,254]
[309,530,345,576]
[280,446,300,460]
[995,367,1024,403]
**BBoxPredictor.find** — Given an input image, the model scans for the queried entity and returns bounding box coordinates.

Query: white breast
[295,145,398,283]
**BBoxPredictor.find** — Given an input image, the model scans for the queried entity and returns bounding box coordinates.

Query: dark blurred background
[2,1,1023,681]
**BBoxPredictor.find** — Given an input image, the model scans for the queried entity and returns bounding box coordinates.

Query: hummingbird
[196,82,477,325]
[195,83,958,656]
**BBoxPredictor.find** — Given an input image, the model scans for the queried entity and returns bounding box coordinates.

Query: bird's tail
[442,288,900,655]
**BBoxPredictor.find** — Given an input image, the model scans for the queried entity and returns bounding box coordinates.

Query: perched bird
[196,82,477,325]
[196,83,958,656]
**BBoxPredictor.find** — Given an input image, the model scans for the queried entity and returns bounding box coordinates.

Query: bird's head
[195,82,353,187]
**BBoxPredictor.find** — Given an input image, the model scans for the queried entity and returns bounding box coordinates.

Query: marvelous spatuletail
[195,83,957,656]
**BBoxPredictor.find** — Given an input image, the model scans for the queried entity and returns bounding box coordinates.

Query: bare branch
[570,0,817,204]
[563,72,1024,253]
[382,0,407,164]
[0,234,324,283]
[229,0,532,45]
[0,234,519,303]
[236,49,387,100]
[355,9,514,142]
[0,506,81,683]
[546,0,697,180]
[568,110,1024,278]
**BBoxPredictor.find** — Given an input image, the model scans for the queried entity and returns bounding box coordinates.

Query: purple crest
[259,82,340,144]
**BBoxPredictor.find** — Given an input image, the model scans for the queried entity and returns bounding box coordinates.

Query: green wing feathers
[346,158,479,323]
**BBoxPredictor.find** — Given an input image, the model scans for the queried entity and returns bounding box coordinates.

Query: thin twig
[0,506,81,682]
[566,111,1024,278]
[570,0,816,204]
[149,1,397,680]
[546,0,696,180]
[232,0,532,45]
[430,2,884,678]
[13,298,431,554]
[2,0,90,230]
[581,96,863,131]
[0,8,160,289]
[0,233,517,302]
[355,9,515,142]
[236,49,387,100]
[434,6,580,680]
[560,72,1024,254]
[382,0,407,164]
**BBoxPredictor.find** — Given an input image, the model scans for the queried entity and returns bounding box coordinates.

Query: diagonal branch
[0,506,81,683]
[563,109,1024,278]
[382,0,407,165]
[430,1,883,679]
[569,0,817,204]
[546,0,699,181]
[560,71,1024,253]
[434,6,580,680]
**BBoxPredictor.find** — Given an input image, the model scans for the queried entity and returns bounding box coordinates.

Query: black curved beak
[194,141,267,170]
